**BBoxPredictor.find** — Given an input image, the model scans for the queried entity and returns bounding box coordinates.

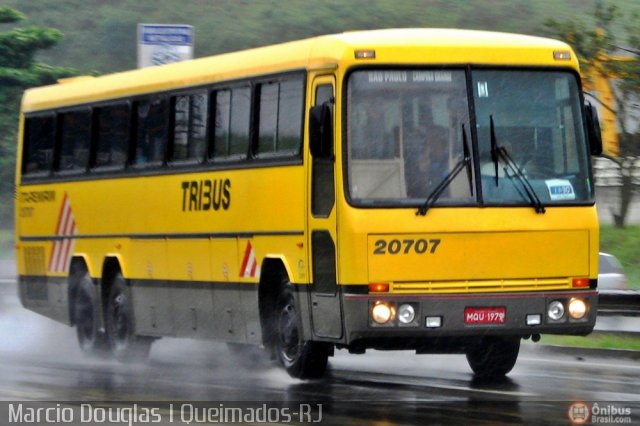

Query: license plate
[464,307,506,324]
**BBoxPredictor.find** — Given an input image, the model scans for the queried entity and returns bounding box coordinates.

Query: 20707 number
[373,238,441,255]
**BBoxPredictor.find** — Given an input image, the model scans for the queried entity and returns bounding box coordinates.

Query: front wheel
[105,273,152,362]
[275,285,329,379]
[465,336,520,378]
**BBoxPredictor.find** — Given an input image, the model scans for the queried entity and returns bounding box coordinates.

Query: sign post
[137,24,194,68]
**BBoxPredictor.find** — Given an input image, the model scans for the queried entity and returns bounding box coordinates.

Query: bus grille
[391,278,572,294]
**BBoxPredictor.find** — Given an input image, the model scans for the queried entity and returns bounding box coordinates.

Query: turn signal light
[572,278,590,288]
[369,283,389,293]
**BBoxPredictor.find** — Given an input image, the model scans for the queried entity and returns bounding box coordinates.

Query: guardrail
[597,290,640,317]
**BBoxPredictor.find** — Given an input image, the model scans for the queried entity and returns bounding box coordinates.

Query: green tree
[545,2,640,228]
[0,6,78,228]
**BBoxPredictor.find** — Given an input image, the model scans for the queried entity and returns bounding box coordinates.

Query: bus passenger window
[95,104,131,169]
[172,92,208,163]
[229,87,250,159]
[23,115,56,176]
[58,110,91,173]
[277,79,303,154]
[257,79,304,157]
[212,87,249,161]
[257,82,279,154]
[135,98,169,166]
[173,95,190,160]
[212,90,231,159]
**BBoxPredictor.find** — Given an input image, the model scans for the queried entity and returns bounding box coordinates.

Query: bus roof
[22,28,577,112]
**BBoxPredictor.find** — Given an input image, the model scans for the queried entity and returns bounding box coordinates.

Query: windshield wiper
[462,124,473,196]
[490,116,500,186]
[417,124,473,216]
[489,115,546,214]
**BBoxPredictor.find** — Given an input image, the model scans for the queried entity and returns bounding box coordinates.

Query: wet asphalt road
[1,264,640,425]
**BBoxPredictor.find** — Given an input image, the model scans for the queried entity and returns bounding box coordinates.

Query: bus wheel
[75,272,109,355]
[105,273,152,361]
[276,285,329,379]
[465,336,520,378]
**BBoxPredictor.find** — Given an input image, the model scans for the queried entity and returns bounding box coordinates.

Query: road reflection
[1,279,640,425]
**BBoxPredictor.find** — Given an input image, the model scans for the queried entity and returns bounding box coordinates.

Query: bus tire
[465,336,520,378]
[74,272,109,355]
[275,284,329,379]
[105,272,152,362]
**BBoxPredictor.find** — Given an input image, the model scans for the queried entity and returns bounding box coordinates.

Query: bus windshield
[346,69,593,207]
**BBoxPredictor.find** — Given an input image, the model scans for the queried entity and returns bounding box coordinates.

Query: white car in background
[598,252,629,291]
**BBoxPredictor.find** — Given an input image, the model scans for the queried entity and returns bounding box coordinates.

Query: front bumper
[341,290,597,348]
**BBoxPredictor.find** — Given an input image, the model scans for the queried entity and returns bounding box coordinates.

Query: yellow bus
[15,29,602,379]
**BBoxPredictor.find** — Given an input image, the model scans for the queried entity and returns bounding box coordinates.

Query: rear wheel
[105,273,152,361]
[465,336,520,378]
[74,272,109,355]
[275,284,329,379]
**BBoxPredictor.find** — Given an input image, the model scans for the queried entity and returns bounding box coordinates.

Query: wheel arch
[258,257,290,347]
[262,254,295,283]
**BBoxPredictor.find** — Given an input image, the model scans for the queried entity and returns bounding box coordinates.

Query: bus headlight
[397,304,416,324]
[372,301,395,324]
[568,298,588,320]
[547,300,565,321]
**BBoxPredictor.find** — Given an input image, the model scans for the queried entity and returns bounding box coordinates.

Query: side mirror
[585,103,603,156]
[309,103,333,158]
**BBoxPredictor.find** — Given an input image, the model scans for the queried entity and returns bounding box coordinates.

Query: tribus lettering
[181,179,231,212]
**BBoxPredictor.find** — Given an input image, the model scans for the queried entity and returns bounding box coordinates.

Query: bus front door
[307,76,343,340]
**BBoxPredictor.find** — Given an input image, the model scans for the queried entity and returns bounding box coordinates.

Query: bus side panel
[125,165,306,342]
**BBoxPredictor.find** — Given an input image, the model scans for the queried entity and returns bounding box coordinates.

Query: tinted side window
[23,115,55,175]
[58,109,91,173]
[277,79,304,153]
[212,90,231,158]
[95,104,130,169]
[257,82,279,154]
[229,87,251,158]
[135,98,169,166]
[257,78,303,157]
[172,92,208,162]
[212,87,250,161]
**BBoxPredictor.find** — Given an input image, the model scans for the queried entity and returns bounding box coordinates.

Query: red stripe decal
[239,241,252,277]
